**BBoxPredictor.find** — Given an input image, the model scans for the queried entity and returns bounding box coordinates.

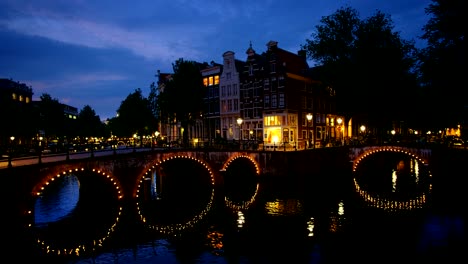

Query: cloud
[27,72,129,99]
[0,14,208,63]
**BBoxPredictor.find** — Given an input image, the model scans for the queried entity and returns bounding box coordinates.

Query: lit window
[12,93,17,100]
[203,78,208,87]
[209,76,214,86]
[214,75,219,85]
[25,97,30,103]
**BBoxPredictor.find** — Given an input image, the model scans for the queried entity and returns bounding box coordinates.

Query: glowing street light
[337,117,343,145]
[306,113,313,148]
[236,117,243,141]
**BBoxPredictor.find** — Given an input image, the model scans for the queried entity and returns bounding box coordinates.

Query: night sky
[0,0,431,120]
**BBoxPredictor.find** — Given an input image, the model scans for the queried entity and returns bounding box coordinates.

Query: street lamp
[236,117,243,141]
[306,113,312,148]
[133,133,137,152]
[337,117,343,146]
[360,125,366,145]
[8,136,15,168]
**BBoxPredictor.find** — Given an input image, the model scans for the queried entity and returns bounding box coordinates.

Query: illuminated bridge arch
[350,146,431,172]
[135,155,215,236]
[221,154,261,175]
[350,146,433,212]
[28,167,124,257]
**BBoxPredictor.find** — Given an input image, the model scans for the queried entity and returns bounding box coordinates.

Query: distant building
[200,61,222,144]
[239,41,339,149]
[219,51,245,140]
[0,78,34,147]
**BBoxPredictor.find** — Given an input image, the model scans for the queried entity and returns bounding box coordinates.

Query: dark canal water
[5,150,468,263]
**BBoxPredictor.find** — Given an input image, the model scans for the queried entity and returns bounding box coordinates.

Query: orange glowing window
[203,78,208,87]
[214,75,219,85]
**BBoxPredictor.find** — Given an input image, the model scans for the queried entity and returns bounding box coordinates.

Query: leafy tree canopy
[77,105,105,138]
[419,0,467,129]
[112,88,156,138]
[302,6,419,131]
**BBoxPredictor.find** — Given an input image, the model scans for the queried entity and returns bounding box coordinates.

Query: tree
[301,6,419,136]
[112,88,156,140]
[156,58,206,146]
[419,0,467,130]
[77,105,105,138]
[39,93,66,139]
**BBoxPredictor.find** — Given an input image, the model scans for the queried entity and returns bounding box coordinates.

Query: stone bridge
[3,147,349,213]
[349,145,432,172]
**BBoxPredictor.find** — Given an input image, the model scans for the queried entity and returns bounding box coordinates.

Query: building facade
[0,78,34,148]
[200,61,222,145]
[219,51,244,141]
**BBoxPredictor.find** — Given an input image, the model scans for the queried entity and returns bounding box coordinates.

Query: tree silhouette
[112,88,156,141]
[419,0,466,130]
[302,6,419,136]
[77,105,105,138]
[157,58,206,146]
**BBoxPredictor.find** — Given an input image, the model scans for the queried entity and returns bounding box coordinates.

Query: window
[249,65,253,76]
[227,85,231,96]
[214,75,219,85]
[264,79,270,90]
[271,94,277,108]
[279,93,284,107]
[209,76,214,86]
[227,72,231,79]
[234,99,238,111]
[221,86,225,97]
[316,126,323,140]
[271,63,276,73]
[228,100,233,111]
[221,100,227,112]
[264,95,270,108]
[203,78,208,87]
[233,84,238,95]
[271,77,277,90]
[300,96,306,109]
[264,115,282,126]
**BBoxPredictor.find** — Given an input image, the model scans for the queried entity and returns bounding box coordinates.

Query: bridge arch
[28,166,124,257]
[350,146,431,172]
[351,146,433,212]
[221,154,261,211]
[220,154,261,175]
[135,155,215,236]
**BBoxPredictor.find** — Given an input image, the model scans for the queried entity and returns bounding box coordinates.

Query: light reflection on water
[23,152,466,263]
[34,174,79,227]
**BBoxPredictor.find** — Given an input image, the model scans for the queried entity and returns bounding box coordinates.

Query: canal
[3,148,467,263]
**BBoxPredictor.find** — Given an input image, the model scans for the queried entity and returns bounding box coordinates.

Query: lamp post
[133,133,137,152]
[360,125,366,145]
[8,136,14,168]
[154,131,160,150]
[237,117,243,149]
[38,136,43,164]
[337,117,343,146]
[306,113,312,149]
[236,117,243,140]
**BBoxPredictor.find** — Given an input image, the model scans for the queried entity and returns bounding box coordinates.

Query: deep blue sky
[0,0,431,121]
